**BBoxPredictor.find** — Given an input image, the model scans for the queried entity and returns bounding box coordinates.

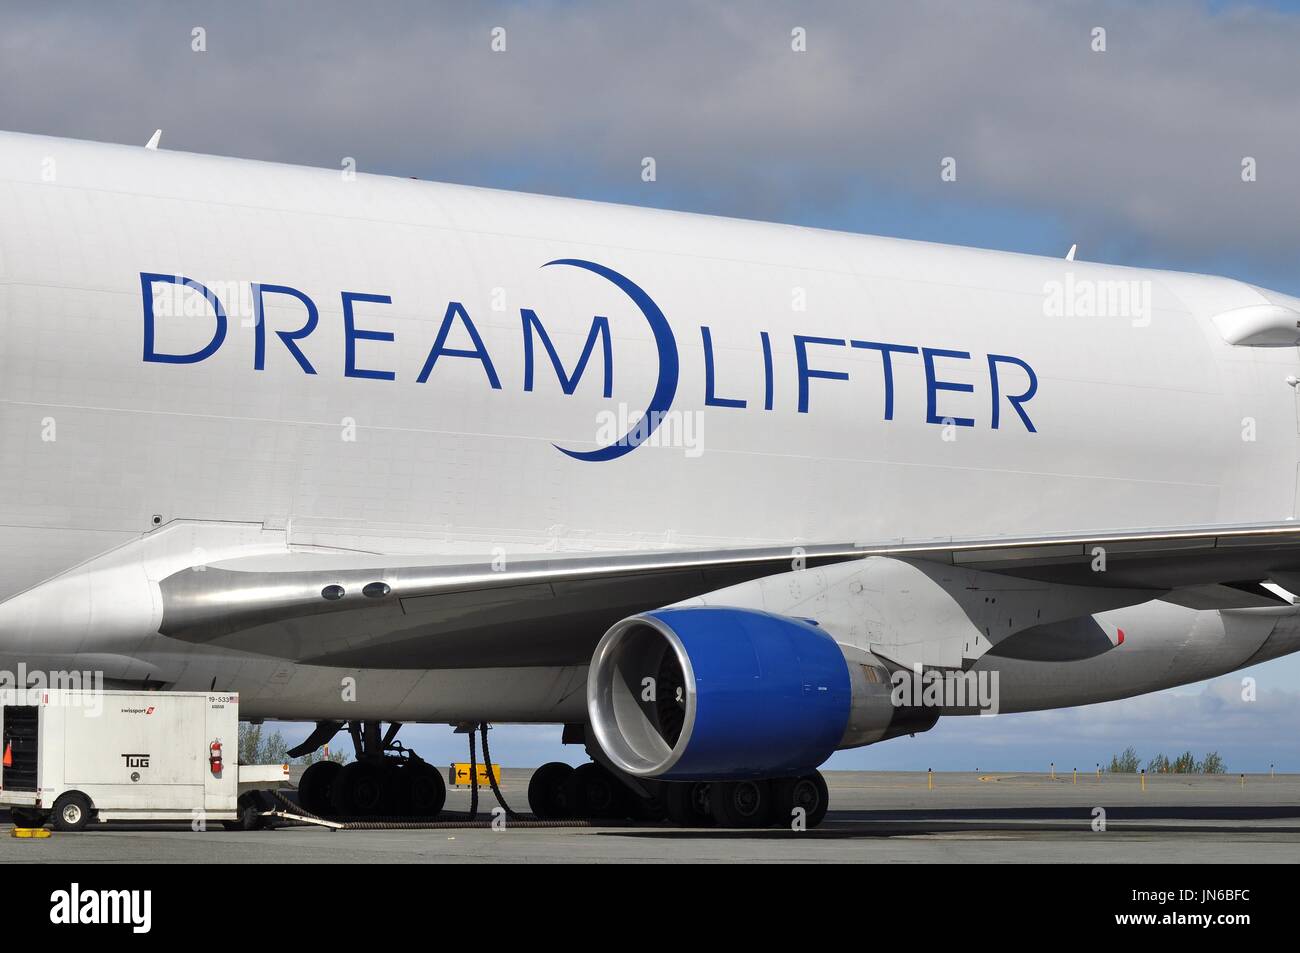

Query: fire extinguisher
[209,740,223,775]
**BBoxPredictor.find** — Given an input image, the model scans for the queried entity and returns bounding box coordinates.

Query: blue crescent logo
[544,259,679,462]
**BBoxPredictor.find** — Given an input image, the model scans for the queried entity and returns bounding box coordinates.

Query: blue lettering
[342,292,395,381]
[417,301,501,388]
[760,331,774,411]
[140,272,227,364]
[701,326,746,408]
[923,347,975,427]
[522,309,612,396]
[253,283,318,374]
[850,340,919,420]
[795,335,849,414]
[988,353,1038,432]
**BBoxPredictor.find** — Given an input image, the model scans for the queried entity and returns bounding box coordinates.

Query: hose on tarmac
[265,789,592,830]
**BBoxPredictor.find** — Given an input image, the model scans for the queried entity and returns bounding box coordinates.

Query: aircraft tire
[297,759,343,816]
[711,779,773,828]
[663,781,714,827]
[772,771,828,829]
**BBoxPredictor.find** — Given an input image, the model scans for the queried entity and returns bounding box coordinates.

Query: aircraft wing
[157,543,863,669]
[156,521,1300,668]
[853,521,1300,607]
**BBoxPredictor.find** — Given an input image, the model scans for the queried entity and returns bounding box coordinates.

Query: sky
[2,0,1298,771]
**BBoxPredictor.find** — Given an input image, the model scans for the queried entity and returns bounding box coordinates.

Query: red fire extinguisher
[209,740,223,775]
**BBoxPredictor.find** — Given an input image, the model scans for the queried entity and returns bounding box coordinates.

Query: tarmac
[2,770,1297,863]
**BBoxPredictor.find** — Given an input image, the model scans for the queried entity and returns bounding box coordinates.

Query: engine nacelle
[586,606,933,780]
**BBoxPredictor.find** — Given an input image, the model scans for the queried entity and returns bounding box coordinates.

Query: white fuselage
[2,131,1298,723]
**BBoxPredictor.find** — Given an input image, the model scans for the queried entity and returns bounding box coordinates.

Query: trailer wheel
[222,792,269,831]
[52,792,93,832]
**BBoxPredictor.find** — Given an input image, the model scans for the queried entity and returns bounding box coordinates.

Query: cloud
[3,1,1299,276]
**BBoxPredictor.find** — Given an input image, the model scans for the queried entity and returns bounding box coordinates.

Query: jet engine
[586,605,934,780]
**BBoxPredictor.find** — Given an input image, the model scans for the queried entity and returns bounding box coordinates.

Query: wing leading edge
[155,521,1300,668]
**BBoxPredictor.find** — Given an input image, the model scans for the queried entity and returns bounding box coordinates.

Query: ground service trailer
[0,690,252,830]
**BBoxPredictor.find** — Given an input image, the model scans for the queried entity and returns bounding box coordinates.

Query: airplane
[2,128,1300,828]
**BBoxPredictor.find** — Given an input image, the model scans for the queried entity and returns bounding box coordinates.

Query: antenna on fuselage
[1065,243,1077,261]
[144,129,162,151]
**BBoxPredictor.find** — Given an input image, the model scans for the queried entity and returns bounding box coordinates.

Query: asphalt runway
[3,770,1298,863]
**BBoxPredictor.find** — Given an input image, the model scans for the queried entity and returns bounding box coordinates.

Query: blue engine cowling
[585,606,855,781]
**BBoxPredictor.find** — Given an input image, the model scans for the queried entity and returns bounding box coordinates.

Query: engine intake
[587,606,856,780]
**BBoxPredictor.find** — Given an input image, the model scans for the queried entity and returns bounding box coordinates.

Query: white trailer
[0,689,282,830]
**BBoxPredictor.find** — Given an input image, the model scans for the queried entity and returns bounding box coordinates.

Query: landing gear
[527,761,574,819]
[331,760,386,815]
[657,771,829,829]
[663,781,714,827]
[711,779,773,828]
[526,760,664,821]
[566,762,626,818]
[297,759,342,815]
[292,721,445,819]
[534,724,829,828]
[772,772,828,829]
[405,759,447,815]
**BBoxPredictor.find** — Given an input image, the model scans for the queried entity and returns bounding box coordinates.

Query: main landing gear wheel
[331,760,386,815]
[297,759,342,815]
[711,779,773,828]
[663,781,714,827]
[405,760,447,816]
[565,762,626,819]
[772,772,829,829]
[527,761,575,818]
[624,788,668,822]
